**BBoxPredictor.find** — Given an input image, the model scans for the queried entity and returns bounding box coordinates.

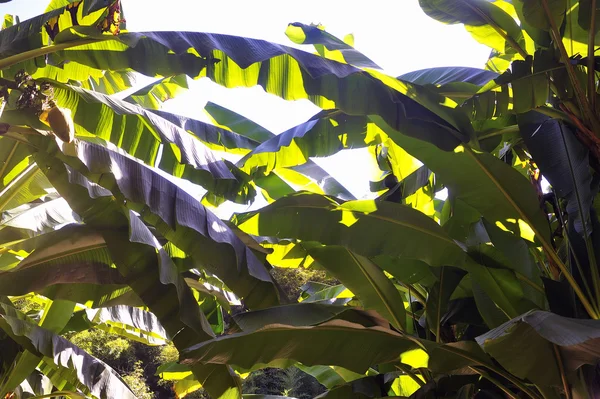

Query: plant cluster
[1,0,600,398]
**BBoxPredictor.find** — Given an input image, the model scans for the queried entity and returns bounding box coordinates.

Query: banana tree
[2,0,600,398]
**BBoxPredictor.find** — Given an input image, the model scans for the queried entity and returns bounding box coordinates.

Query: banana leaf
[232,192,465,268]
[0,301,136,399]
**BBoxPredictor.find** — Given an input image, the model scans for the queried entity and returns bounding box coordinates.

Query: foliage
[2,1,600,399]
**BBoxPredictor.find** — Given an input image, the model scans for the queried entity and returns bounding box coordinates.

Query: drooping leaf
[43,30,471,151]
[203,103,355,201]
[305,245,407,330]
[32,148,243,398]
[398,66,498,87]
[84,305,169,345]
[474,310,600,386]
[426,267,466,340]
[0,197,79,240]
[204,101,274,144]
[513,0,567,31]
[151,108,260,153]
[238,111,372,174]
[482,219,545,308]
[39,136,281,310]
[233,192,465,267]
[419,0,525,55]
[285,22,381,69]
[233,303,388,333]
[578,0,600,34]
[0,302,136,399]
[124,74,189,110]
[48,83,254,204]
[180,320,419,373]
[518,111,594,235]
[0,225,127,296]
[372,116,552,245]
[0,0,109,58]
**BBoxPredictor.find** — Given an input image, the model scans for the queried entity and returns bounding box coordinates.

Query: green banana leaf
[313,374,390,398]
[284,22,381,69]
[124,74,189,110]
[0,301,136,399]
[295,364,366,390]
[304,245,407,330]
[0,163,53,212]
[578,0,600,33]
[372,116,551,245]
[301,285,352,305]
[40,136,281,310]
[50,83,254,204]
[496,56,549,113]
[481,219,545,307]
[180,319,419,373]
[33,29,473,151]
[464,255,533,320]
[204,101,274,144]
[236,110,375,174]
[426,267,466,340]
[83,305,169,345]
[33,148,242,398]
[371,256,436,286]
[152,108,260,152]
[398,67,498,87]
[233,303,389,333]
[232,192,465,268]
[203,102,355,201]
[475,310,600,386]
[181,320,495,375]
[0,0,109,58]
[0,138,34,191]
[0,197,79,240]
[519,111,594,235]
[512,0,566,31]
[42,283,141,309]
[419,0,525,57]
[0,225,127,296]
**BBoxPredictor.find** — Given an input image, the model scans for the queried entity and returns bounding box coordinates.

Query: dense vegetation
[1,0,600,398]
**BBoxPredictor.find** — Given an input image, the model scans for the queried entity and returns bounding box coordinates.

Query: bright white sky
[2,0,491,211]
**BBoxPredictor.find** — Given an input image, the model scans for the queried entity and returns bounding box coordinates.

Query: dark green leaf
[578,0,600,33]
[518,111,593,235]
[426,267,467,339]
[516,0,567,31]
